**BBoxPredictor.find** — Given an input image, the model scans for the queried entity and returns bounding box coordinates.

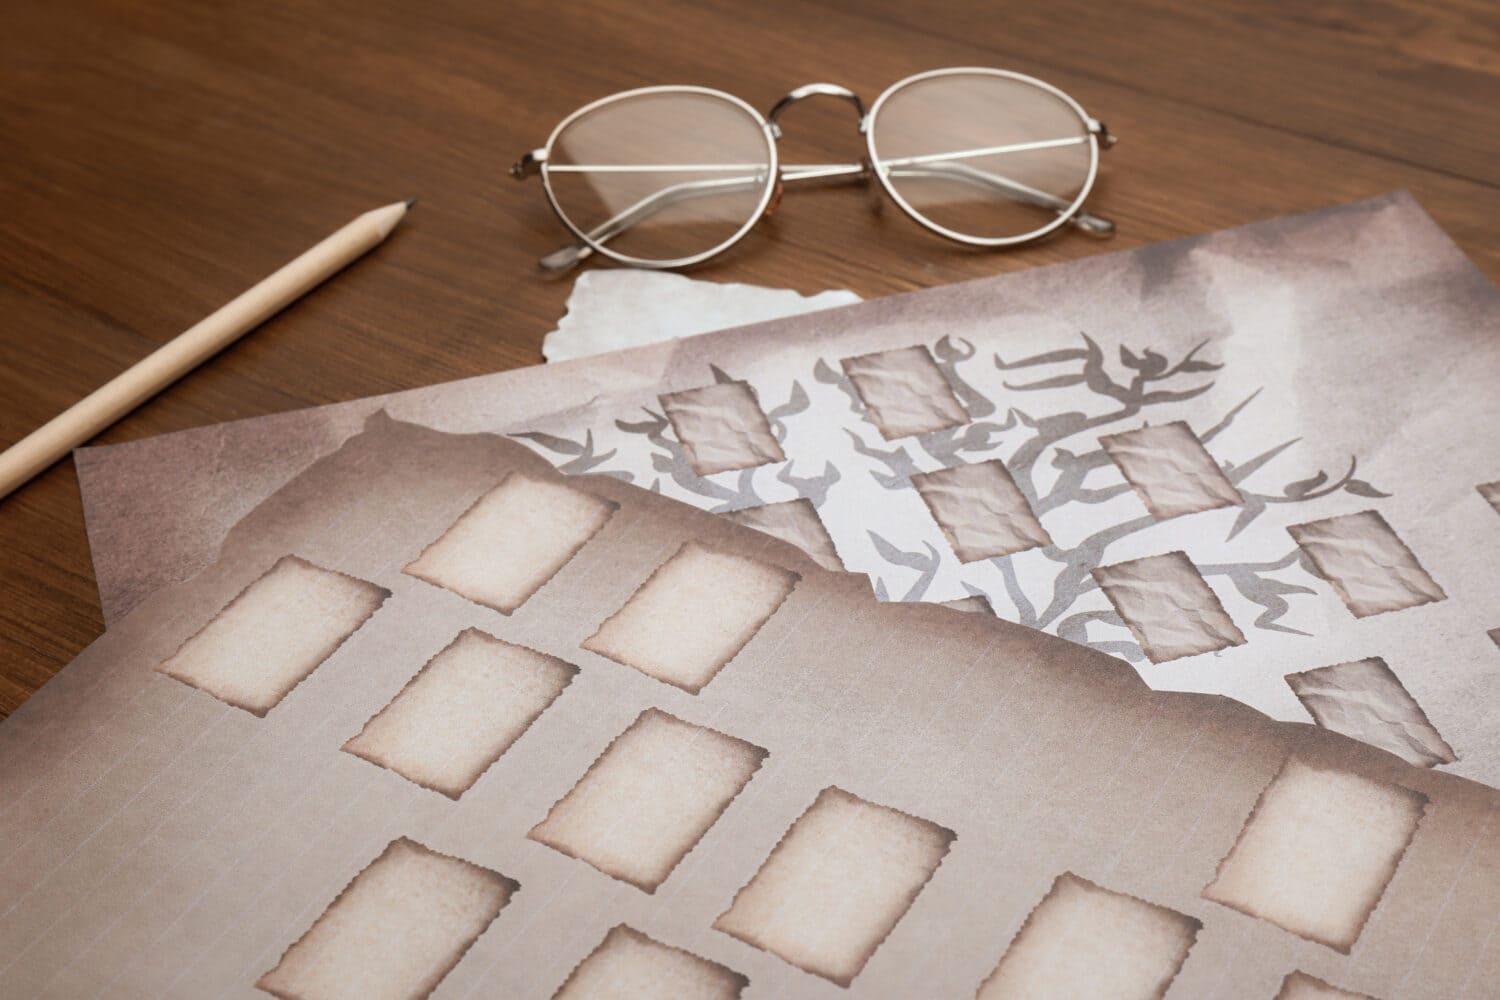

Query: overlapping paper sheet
[8,413,1500,999]
[73,193,1500,785]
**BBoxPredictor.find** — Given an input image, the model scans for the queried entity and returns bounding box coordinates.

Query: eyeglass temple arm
[780,162,1112,236]
[884,161,1114,235]
[520,169,772,273]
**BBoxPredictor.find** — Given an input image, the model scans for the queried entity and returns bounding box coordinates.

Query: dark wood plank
[2,0,1498,716]
[809,0,1500,185]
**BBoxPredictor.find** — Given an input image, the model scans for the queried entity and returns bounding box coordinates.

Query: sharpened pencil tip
[404,197,418,209]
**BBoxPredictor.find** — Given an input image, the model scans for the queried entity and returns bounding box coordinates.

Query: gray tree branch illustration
[516,333,1388,663]
[835,333,1389,660]
[515,374,840,513]
[508,429,628,479]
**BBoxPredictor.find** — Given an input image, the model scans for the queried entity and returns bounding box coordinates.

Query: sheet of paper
[540,269,861,363]
[73,194,1500,786]
[8,412,1500,998]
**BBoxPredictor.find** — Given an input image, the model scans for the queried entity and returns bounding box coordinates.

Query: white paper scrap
[541,270,862,363]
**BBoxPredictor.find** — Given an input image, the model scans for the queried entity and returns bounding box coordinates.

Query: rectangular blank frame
[1202,758,1426,953]
[840,345,969,440]
[1092,551,1246,663]
[583,542,799,693]
[553,925,748,1000]
[660,381,786,476]
[529,709,767,892]
[404,473,618,614]
[157,555,389,717]
[911,459,1051,561]
[343,629,578,798]
[1288,510,1444,618]
[257,837,517,1000]
[723,498,842,572]
[977,872,1201,1000]
[713,786,955,987]
[1100,421,1243,520]
[1286,657,1455,768]
[1275,970,1380,1000]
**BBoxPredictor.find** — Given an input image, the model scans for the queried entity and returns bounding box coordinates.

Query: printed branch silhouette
[824,333,1388,661]
[518,364,841,511]
[515,333,1386,663]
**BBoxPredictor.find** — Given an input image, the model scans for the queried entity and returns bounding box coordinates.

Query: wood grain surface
[2,0,1498,717]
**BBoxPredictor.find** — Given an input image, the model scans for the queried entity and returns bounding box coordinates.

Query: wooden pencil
[0,199,415,501]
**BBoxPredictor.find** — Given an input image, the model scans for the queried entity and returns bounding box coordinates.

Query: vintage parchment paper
[540,270,860,363]
[73,194,1500,785]
[8,413,1500,998]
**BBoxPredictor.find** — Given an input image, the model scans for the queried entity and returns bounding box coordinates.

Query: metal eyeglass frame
[511,67,1116,273]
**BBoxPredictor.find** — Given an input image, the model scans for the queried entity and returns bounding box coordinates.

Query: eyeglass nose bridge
[765,83,869,139]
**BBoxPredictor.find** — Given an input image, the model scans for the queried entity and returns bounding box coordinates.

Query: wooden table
[2,0,1498,718]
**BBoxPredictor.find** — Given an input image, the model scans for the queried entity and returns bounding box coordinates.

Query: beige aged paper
[71,195,1500,792]
[7,414,1500,997]
[976,872,1201,1000]
[256,836,517,1000]
[342,629,579,799]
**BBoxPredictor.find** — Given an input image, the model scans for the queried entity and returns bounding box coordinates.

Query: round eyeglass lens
[543,89,775,266]
[869,71,1095,243]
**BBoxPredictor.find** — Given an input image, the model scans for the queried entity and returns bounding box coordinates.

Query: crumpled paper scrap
[541,270,862,363]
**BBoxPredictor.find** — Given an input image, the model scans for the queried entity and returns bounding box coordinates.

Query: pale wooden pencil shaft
[0,201,410,501]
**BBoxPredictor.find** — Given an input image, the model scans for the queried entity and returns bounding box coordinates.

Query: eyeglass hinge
[1087,119,1117,149]
[511,148,547,180]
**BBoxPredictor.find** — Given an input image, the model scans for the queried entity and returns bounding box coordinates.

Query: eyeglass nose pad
[761,176,786,219]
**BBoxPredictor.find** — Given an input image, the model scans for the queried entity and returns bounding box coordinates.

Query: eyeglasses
[511,67,1116,273]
